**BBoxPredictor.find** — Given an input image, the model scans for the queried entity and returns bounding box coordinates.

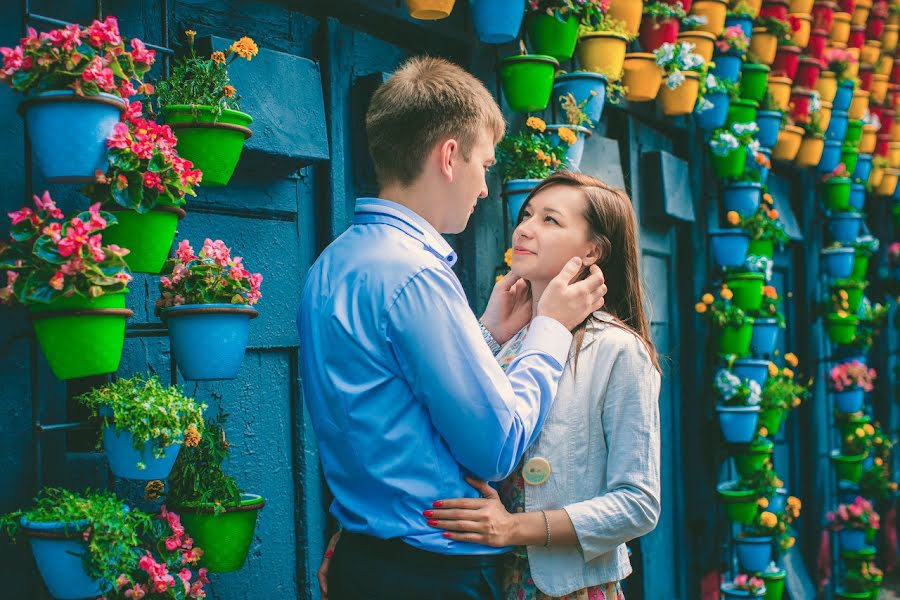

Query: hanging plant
[497,117,569,183]
[655,41,707,88]
[577,2,635,78]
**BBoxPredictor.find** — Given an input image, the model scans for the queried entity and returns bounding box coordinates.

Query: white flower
[666,70,685,89]
[715,369,742,399]
[810,92,822,113]
[732,121,759,136]
[655,43,676,66]
[684,52,706,69]
[863,110,881,130]
[747,380,762,405]
[748,139,761,155]
[696,97,713,113]
[710,131,739,156]
[706,73,717,89]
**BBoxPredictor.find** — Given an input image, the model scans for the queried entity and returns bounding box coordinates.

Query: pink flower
[61,258,86,275]
[189,581,207,598]
[108,122,132,151]
[171,262,189,283]
[160,276,173,289]
[849,503,863,517]
[124,583,146,599]
[88,235,105,261]
[229,257,249,281]
[33,191,63,219]
[48,271,64,290]
[8,206,34,226]
[46,24,82,51]
[6,271,18,286]
[87,203,108,231]
[116,574,130,590]
[81,56,116,92]
[165,536,181,551]
[106,244,130,258]
[118,80,136,99]
[142,171,164,191]
[176,239,196,263]
[201,238,231,266]
[124,100,143,122]
[85,16,122,48]
[57,218,90,257]
[114,271,132,284]
[130,38,155,65]
[0,45,27,76]
[735,573,748,587]
[42,222,62,242]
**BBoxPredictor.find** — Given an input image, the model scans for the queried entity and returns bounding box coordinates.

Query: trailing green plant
[694,287,750,327]
[642,0,686,21]
[754,16,793,39]
[758,89,783,113]
[558,90,594,128]
[859,462,897,501]
[761,353,812,413]
[727,0,755,18]
[578,2,635,38]
[755,283,786,327]
[739,201,790,248]
[496,116,569,182]
[799,112,824,137]
[527,0,600,19]
[709,121,759,158]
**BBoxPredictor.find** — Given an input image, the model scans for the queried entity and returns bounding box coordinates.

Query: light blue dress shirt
[297,198,573,554]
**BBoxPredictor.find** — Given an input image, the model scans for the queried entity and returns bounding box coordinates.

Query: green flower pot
[850,254,870,282]
[499,54,559,113]
[845,119,864,146]
[718,320,754,356]
[710,146,748,179]
[865,525,877,544]
[101,205,185,274]
[717,482,759,524]
[177,494,265,573]
[762,569,786,600]
[727,99,759,126]
[841,547,876,572]
[841,147,859,173]
[835,590,873,599]
[725,272,765,312]
[839,413,870,438]
[832,279,866,311]
[732,439,774,477]
[527,13,579,62]
[748,238,775,259]
[162,105,253,187]
[740,64,770,102]
[758,407,784,437]
[831,452,867,483]
[825,313,859,345]
[823,177,853,211]
[28,291,131,380]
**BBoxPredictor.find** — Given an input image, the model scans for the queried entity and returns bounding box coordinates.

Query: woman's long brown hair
[518,171,661,373]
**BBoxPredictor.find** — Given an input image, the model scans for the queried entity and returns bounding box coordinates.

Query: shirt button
[522,457,551,486]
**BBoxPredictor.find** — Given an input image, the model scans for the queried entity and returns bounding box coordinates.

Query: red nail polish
[423,510,433,517]
[428,519,438,526]
[433,501,443,508]
[443,532,451,538]
[324,549,334,558]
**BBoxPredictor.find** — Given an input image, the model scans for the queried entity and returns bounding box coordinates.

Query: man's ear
[437,138,458,181]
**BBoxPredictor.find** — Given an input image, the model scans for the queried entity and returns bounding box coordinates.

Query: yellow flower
[768,363,778,377]
[782,367,794,378]
[222,84,236,98]
[211,51,226,65]
[726,211,741,225]
[774,477,783,487]
[856,427,866,437]
[875,457,884,466]
[759,427,769,438]
[785,352,798,367]
[230,36,259,60]
[785,536,796,548]
[184,424,201,447]
[185,29,197,42]
[557,127,577,145]
[787,496,802,510]
[838,290,849,300]
[504,248,513,267]
[792,396,802,407]
[768,209,779,220]
[758,497,769,508]
[695,302,708,314]
[526,116,546,132]
[535,149,552,166]
[864,424,875,435]
[760,511,778,528]
[762,192,774,205]
[720,288,734,300]
[702,293,714,305]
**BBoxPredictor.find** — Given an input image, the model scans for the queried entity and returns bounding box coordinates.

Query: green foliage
[496,117,569,182]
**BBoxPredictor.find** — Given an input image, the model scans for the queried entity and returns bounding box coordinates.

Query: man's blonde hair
[365,56,505,187]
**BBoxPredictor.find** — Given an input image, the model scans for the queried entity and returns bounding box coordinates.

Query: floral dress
[495,328,625,600]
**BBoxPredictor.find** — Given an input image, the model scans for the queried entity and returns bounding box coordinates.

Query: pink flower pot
[880,109,895,133]
[867,16,886,40]
[791,88,816,121]
[813,1,837,30]
[796,57,823,87]
[849,25,866,49]
[773,45,802,78]
[760,0,790,20]
[808,29,829,58]
[876,134,891,156]
[860,65,874,90]
[838,0,856,12]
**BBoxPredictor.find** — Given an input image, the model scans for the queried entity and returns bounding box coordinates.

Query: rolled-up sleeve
[563,335,662,562]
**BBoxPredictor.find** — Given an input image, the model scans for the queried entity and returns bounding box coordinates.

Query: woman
[425,171,662,599]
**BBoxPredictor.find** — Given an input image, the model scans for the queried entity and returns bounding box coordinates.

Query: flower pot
[546,124,592,169]
[849,24,867,47]
[819,139,844,171]
[696,91,731,129]
[891,141,900,167]
[850,251,870,280]
[623,53,664,101]
[503,178,541,221]
[796,135,826,167]
[728,98,759,125]
[833,279,866,310]
[837,527,868,550]
[845,118,864,144]
[859,65,875,91]
[717,482,759,524]
[841,147,859,172]
[713,51,745,83]
[527,13,579,62]
[860,40,881,66]
[678,30,717,61]
[851,0,872,25]
[748,146,773,182]
[822,246,857,278]
[20,91,126,184]
[767,75,793,109]
[832,11,853,43]
[101,204,186,274]
[732,438,774,477]
[849,89,869,119]
[722,181,762,218]
[717,405,761,443]
[733,357,771,387]
[828,211,863,241]
[833,386,865,412]
[853,150,873,181]
[757,110,784,148]
[406,0,455,19]
[809,28,830,58]
[748,238,775,258]
[710,228,751,267]
[103,426,182,480]
[177,494,265,573]
[833,79,855,110]
[751,28,779,64]
[725,271,766,311]
[577,31,629,77]
[867,13,887,39]
[758,407,785,436]
[773,125,805,160]
[691,0,730,34]
[718,320,754,356]
[751,317,780,355]
[883,23,899,52]
[608,0,644,35]
[858,126,877,153]
[469,0,525,44]
[20,518,102,600]
[161,303,259,381]
[845,47,860,78]
[499,54,559,113]
[710,145,749,178]
[813,0,838,29]
[741,63,772,101]
[659,71,701,116]
[835,590,873,600]
[28,291,132,380]
[792,13,813,48]
[848,181,866,209]
[790,88,816,121]
[761,0,790,19]
[772,44,801,78]
[791,0,815,11]
[796,56,823,88]
[819,99,834,131]
[725,14,754,38]
[877,167,899,195]
[640,16,681,52]
[553,72,607,125]
[762,569,786,600]
[163,105,252,187]
[825,312,859,344]
[877,53,893,76]
[736,535,774,573]
[872,73,890,102]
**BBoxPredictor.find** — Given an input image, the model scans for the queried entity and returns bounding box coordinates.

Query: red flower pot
[773,45,802,78]
[876,134,890,156]
[880,109,895,134]
[791,88,816,121]
[849,26,866,49]
[892,62,900,83]
[808,29,829,59]
[837,0,856,12]
[796,57,823,88]
[760,0,790,20]
[867,17,886,40]
[888,84,900,106]
[660,0,692,11]
[812,1,837,30]
[640,16,680,52]
[860,65,874,90]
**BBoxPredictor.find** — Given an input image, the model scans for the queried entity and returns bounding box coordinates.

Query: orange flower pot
[751,28,779,64]
[691,0,729,34]
[831,12,852,44]
[861,40,882,67]
[883,24,899,53]
[877,168,899,195]
[849,89,870,119]
[767,75,793,110]
[869,165,885,188]
[818,71,838,102]
[678,30,717,62]
[406,0,455,19]
[892,121,900,141]
[889,142,900,167]
[791,14,813,48]
[846,47,861,78]
[878,55,894,76]
[818,100,833,131]
[658,72,701,116]
[623,53,664,101]
[608,0,644,35]
[577,32,629,78]
[872,74,890,104]
[773,125,805,161]
[795,135,825,167]
[860,124,878,153]
[851,0,872,27]
[790,0,815,12]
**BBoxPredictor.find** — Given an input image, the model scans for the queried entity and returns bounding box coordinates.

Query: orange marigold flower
[763,285,777,298]
[230,36,259,60]
[767,209,779,220]
[784,352,798,367]
[211,51,226,64]
[695,302,707,313]
[720,288,734,300]
[762,192,774,205]
[526,116,546,132]
[222,84,236,98]
[782,367,794,378]
[726,210,741,225]
[768,362,778,376]
[702,293,714,304]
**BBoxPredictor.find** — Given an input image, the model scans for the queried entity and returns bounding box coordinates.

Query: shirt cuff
[520,316,573,367]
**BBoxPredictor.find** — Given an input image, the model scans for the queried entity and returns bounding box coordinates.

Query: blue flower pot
[720,584,766,599]
[863,455,874,471]
[821,247,856,279]
[837,480,862,504]
[751,318,779,357]
[725,15,753,39]
[21,517,102,600]
[756,110,783,149]
[503,178,540,222]
[723,181,762,217]
[103,427,182,480]
[768,488,788,513]
[838,528,867,552]
[712,51,744,84]
[695,92,730,131]
[826,110,850,142]
[818,139,843,173]
[469,0,526,44]
[747,146,772,184]
[21,91,126,184]
[834,387,865,414]
[833,80,855,112]
[733,358,770,388]
[546,124,591,170]
[853,153,872,183]
[849,182,866,211]
[828,212,863,243]
[735,535,773,573]
[161,303,259,381]
[552,72,607,125]
[709,228,751,268]
[716,405,760,444]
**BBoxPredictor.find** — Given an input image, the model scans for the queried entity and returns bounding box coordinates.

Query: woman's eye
[545,216,558,225]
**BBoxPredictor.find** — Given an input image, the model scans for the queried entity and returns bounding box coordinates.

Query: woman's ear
[583,241,602,267]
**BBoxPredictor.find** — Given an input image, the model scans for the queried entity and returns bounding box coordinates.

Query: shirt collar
[353,197,457,266]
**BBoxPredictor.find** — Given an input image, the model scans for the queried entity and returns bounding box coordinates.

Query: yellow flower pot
[658,72,701,116]
[691,0,729,35]
[878,54,894,76]
[870,165,885,188]
[768,75,793,111]
[819,101,833,132]
[877,168,899,195]
[892,121,900,141]
[846,48,860,78]
[849,89,870,120]
[678,31,717,62]
[406,0,455,19]
[623,53,664,102]
[860,125,878,153]
[883,24,899,53]
[818,71,838,103]
[608,0,644,35]
[577,32,629,78]
[831,12,852,44]
[790,0,815,13]
[737,0,763,18]
[890,12,900,27]
[773,125,805,162]
[795,135,825,168]
[889,142,900,168]
[750,28,778,64]
[852,0,872,27]
[861,40,882,67]
[791,14,813,48]
[872,74,890,104]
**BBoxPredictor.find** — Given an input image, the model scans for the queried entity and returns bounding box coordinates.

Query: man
[297,56,607,599]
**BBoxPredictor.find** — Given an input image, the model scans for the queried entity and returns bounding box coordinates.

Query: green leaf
[32,237,64,264]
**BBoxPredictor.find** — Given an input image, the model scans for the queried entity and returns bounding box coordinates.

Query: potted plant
[849,235,878,281]
[552,71,608,124]
[0,17,155,182]
[751,15,795,64]
[735,510,777,573]
[828,496,880,550]
[721,573,767,599]
[691,0,730,34]
[726,0,758,37]
[821,243,857,278]
[623,52,665,101]
[766,75,792,110]
[740,198,790,258]
[831,426,872,483]
[167,413,266,573]
[710,220,751,268]
[525,1,583,61]
[0,194,133,380]
[470,0,526,44]
[732,432,776,477]
[756,91,784,149]
[655,41,708,115]
[759,354,811,434]
[852,0,873,25]
[849,88,870,119]
[715,367,763,443]
[740,61,772,103]
[761,566,787,600]
[608,0,645,35]
[866,0,889,37]
[831,278,867,312]
[713,25,751,83]
[640,1,687,52]
[749,284,786,341]
[695,72,738,130]
[83,102,202,274]
[722,156,764,216]
[724,270,766,311]
[695,285,755,355]
[545,123,591,169]
[500,53,560,113]
[497,117,568,218]
[747,271,781,352]
[825,305,860,345]
[709,122,757,177]
[153,30,256,186]
[772,39,801,79]
[577,2,635,77]
[407,0,456,19]
[796,114,827,168]
[827,210,864,243]
[718,478,761,524]
[821,163,854,210]
[829,360,876,413]
[157,238,263,381]
[678,12,720,61]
